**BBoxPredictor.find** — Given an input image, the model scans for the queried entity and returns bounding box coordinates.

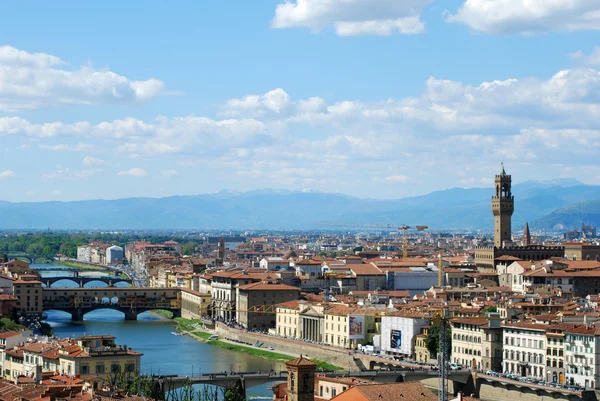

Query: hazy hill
[0,179,598,230]
[532,200,600,230]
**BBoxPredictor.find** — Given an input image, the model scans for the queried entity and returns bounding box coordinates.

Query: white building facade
[380,313,429,358]
[502,322,547,379]
[564,326,600,389]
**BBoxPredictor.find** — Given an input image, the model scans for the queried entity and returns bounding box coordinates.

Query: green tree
[224,379,246,401]
[482,306,497,313]
[427,323,451,361]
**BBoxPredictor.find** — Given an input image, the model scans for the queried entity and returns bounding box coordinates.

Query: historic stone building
[475,165,563,272]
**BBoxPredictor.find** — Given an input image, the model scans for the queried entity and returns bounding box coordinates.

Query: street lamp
[192,365,194,377]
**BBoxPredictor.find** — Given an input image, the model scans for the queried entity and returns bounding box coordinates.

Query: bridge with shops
[42,287,180,321]
[42,275,132,288]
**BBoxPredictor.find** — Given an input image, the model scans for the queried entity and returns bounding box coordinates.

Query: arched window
[303,373,310,392]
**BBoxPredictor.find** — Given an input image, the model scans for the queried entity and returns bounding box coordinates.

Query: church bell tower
[492,163,514,248]
[286,356,316,401]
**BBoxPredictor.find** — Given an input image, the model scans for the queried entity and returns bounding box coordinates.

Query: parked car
[449,363,462,371]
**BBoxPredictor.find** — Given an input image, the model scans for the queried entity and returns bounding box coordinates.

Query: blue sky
[1,0,599,202]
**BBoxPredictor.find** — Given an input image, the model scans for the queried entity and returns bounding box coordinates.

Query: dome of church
[283,248,298,259]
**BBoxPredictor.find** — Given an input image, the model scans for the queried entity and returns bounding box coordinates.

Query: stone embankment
[215,323,358,371]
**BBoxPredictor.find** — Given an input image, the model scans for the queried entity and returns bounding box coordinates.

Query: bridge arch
[83,279,132,288]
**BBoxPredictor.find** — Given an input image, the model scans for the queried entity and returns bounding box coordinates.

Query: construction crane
[432,308,451,401]
[322,223,428,258]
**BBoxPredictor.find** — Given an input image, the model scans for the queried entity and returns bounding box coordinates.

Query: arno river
[34,264,285,400]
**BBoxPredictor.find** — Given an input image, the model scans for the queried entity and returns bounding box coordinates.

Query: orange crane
[323,223,428,258]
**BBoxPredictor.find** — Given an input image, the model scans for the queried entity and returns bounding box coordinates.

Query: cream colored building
[276,301,326,342]
[415,326,433,363]
[181,288,211,319]
[323,305,382,349]
[450,314,503,371]
[2,334,141,382]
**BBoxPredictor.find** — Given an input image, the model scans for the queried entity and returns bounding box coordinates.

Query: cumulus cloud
[117,168,148,177]
[223,88,291,116]
[271,0,431,36]
[447,0,600,35]
[0,45,165,112]
[5,65,600,194]
[0,170,16,180]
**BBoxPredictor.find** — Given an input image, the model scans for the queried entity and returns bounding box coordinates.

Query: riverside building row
[0,331,141,383]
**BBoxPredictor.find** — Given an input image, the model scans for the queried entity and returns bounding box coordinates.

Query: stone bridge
[163,369,472,391]
[42,275,132,288]
[42,287,181,321]
[476,373,594,401]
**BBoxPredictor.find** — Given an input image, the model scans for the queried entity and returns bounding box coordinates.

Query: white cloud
[0,170,16,180]
[5,64,600,195]
[83,156,110,166]
[0,45,164,112]
[272,0,432,36]
[41,168,101,181]
[160,169,178,177]
[117,168,148,177]
[447,1,600,35]
[224,88,291,116]
[570,48,600,65]
[40,143,92,152]
[0,45,64,68]
[51,190,61,196]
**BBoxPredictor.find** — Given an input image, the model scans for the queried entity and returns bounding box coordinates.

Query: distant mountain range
[0,178,598,230]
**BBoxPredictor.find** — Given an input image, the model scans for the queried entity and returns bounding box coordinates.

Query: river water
[34,264,284,400]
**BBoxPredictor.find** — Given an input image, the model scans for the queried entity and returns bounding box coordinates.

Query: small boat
[171,331,183,336]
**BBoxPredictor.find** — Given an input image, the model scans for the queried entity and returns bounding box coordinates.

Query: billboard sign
[348,315,365,339]
[390,329,402,349]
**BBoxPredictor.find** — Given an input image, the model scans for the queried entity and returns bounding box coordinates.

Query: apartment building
[450,314,502,371]
[210,270,276,321]
[237,282,300,329]
[2,334,141,382]
[323,305,382,349]
[502,322,548,379]
[564,325,600,389]
[546,324,567,384]
[13,276,43,315]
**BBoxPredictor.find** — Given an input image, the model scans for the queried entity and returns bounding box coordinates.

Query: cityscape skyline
[1,1,599,202]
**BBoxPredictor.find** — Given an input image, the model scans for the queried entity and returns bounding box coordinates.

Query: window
[96,364,105,374]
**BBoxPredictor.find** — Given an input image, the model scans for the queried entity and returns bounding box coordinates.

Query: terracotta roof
[238,282,300,291]
[335,382,436,401]
[0,331,20,339]
[285,355,317,367]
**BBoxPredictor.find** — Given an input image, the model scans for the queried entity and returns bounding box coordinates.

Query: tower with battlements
[492,163,514,248]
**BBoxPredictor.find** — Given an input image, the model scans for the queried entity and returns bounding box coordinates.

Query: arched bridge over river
[42,276,132,288]
[42,287,180,321]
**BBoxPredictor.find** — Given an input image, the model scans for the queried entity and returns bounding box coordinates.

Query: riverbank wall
[215,323,358,371]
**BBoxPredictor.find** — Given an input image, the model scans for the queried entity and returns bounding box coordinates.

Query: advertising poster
[348,315,365,339]
[390,329,402,349]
